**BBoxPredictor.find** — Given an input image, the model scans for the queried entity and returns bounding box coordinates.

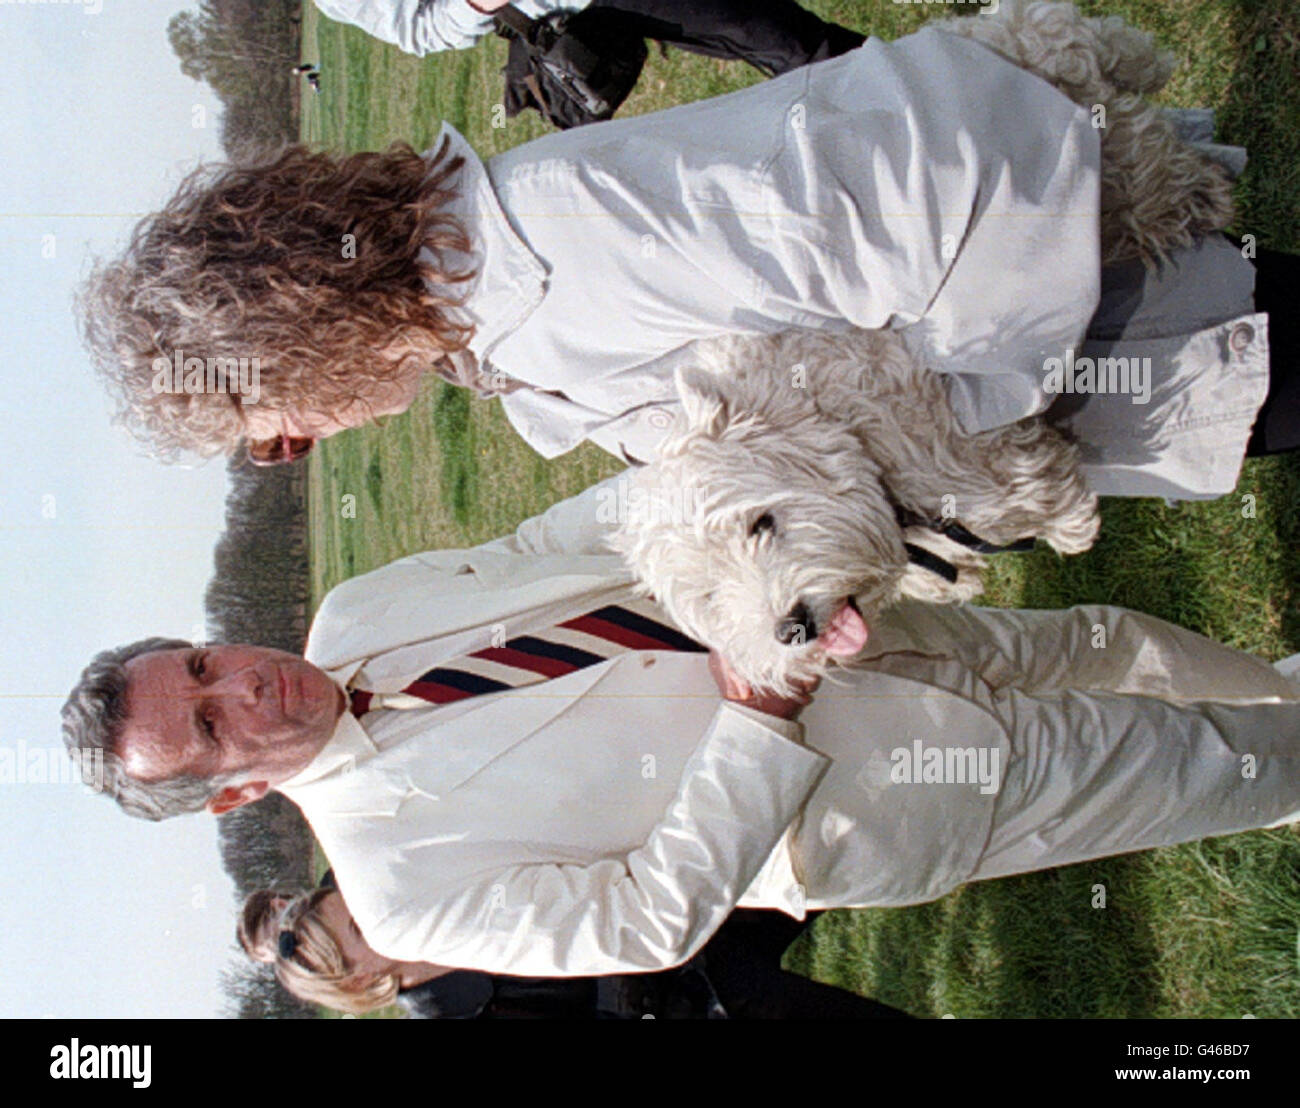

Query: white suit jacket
[428,27,1266,499]
[281,476,1011,976]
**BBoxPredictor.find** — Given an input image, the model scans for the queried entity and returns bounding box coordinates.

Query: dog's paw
[1089,14,1173,94]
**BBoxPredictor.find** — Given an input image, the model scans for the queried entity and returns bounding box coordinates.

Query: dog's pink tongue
[819,603,869,657]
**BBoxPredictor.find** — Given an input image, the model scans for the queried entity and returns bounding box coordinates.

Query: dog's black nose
[776,603,815,645]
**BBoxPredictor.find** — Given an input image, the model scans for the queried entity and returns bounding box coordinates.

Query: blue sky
[0,1,244,1017]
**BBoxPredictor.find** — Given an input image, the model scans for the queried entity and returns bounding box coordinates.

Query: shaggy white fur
[613,1,1223,693]
[943,0,1234,266]
[612,328,1099,694]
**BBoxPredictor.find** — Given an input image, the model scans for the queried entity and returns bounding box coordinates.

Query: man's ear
[674,366,731,437]
[207,781,270,816]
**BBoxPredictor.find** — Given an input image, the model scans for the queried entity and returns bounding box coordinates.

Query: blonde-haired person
[239,885,483,1017]
[238,882,912,1018]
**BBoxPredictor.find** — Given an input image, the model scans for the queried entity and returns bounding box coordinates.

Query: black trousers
[1244,245,1300,456]
[589,0,867,76]
[699,909,913,1019]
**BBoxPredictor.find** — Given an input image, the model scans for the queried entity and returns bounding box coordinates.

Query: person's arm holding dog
[313,0,524,56]
[345,697,828,977]
[474,471,630,558]
[475,474,824,714]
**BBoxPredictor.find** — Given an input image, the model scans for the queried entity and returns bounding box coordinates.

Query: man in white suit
[63,475,1300,977]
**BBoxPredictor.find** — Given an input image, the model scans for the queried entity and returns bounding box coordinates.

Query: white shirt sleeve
[367,702,829,975]
[315,0,596,55]
[476,471,631,557]
[484,28,1101,438]
[314,0,495,55]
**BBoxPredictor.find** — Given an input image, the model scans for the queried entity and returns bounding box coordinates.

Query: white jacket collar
[277,706,378,792]
[427,122,549,366]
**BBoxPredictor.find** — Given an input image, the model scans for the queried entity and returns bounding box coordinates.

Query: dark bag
[495,5,649,130]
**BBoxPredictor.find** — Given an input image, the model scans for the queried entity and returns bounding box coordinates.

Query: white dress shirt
[314,0,594,55]
[424,26,1266,498]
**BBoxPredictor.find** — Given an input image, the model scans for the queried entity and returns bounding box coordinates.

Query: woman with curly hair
[79,141,475,463]
[80,12,1297,492]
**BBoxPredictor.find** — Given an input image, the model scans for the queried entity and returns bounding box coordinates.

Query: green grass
[300,0,1300,1017]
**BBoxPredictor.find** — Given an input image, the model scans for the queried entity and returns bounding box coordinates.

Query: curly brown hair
[78,137,476,459]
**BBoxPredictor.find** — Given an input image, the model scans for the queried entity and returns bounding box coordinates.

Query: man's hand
[709,651,819,721]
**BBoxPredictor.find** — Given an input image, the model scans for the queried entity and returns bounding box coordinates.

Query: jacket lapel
[303,552,642,801]
[383,661,616,800]
[306,549,634,687]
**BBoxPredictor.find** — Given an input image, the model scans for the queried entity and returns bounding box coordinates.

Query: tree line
[205,459,318,1019]
[166,0,320,1020]
[168,0,303,155]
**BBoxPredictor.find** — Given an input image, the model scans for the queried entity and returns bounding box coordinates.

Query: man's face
[240,373,425,444]
[117,645,344,806]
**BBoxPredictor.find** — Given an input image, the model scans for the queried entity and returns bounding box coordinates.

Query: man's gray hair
[61,637,236,821]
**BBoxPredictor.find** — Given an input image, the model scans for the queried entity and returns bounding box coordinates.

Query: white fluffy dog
[612,328,1099,694]
[613,1,1227,693]
[944,0,1234,267]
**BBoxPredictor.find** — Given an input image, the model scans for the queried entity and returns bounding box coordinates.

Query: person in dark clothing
[585,0,866,77]
[399,909,910,1020]
[239,876,910,1019]
[1242,245,1300,456]
[313,0,865,77]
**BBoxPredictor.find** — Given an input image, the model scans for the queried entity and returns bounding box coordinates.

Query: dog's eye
[750,513,776,537]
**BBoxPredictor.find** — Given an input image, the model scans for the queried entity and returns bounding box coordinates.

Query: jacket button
[642,656,656,667]
[1230,322,1255,352]
[647,408,673,430]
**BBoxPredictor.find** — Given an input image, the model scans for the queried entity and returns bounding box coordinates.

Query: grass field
[300,0,1300,1017]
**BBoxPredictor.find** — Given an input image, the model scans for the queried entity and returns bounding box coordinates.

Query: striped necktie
[349,597,704,717]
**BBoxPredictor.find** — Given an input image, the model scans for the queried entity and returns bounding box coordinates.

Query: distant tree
[168,11,208,82]
[205,459,311,652]
[166,0,302,154]
[218,794,315,898]
[204,456,319,1018]
[221,961,315,1020]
